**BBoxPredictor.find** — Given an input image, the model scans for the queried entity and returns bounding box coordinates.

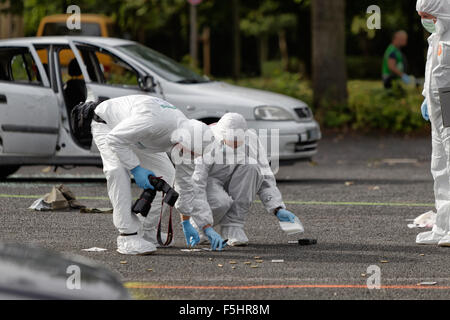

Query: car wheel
[0,165,20,179]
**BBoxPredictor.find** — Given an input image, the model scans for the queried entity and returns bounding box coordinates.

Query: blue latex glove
[204,227,226,251]
[131,165,155,190]
[421,100,430,121]
[276,209,296,223]
[401,74,411,84]
[181,220,200,247]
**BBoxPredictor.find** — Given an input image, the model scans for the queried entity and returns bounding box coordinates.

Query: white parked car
[0,37,321,178]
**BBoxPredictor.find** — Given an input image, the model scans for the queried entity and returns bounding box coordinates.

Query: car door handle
[187,105,196,111]
[0,94,7,104]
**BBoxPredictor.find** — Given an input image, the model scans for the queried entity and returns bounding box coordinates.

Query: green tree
[240,0,297,72]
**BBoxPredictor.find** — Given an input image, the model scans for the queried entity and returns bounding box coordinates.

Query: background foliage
[0,0,430,133]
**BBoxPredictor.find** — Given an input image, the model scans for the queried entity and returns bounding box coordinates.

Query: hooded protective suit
[176,113,286,245]
[416,0,450,246]
[91,95,214,253]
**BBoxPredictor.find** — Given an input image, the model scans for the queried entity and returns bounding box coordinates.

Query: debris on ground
[380,260,389,263]
[180,249,202,252]
[309,161,318,167]
[345,181,354,186]
[229,261,237,264]
[80,208,113,214]
[120,261,128,264]
[271,260,284,263]
[217,264,223,268]
[250,265,259,268]
[255,260,264,263]
[289,239,318,246]
[407,211,436,229]
[382,158,419,166]
[369,186,380,191]
[29,185,86,211]
[41,166,52,173]
[418,281,437,286]
[300,239,318,246]
[244,262,251,265]
[147,269,153,272]
[81,247,107,252]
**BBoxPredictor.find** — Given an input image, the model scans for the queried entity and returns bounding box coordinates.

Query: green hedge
[229,76,428,134]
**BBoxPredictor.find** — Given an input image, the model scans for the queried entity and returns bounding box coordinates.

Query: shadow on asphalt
[154,243,420,264]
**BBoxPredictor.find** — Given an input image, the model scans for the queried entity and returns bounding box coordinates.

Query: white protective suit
[175,113,285,245]
[416,0,450,246]
[91,95,214,252]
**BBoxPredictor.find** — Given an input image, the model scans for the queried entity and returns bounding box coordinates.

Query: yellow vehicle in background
[37,14,118,38]
[36,14,118,77]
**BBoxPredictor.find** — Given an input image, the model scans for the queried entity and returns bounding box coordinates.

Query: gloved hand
[421,100,430,121]
[276,209,297,223]
[131,165,155,190]
[181,220,200,247]
[204,227,226,251]
[401,74,411,84]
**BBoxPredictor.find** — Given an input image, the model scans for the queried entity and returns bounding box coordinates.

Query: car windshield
[116,43,210,84]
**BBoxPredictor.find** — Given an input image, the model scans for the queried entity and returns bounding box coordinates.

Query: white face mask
[422,19,436,33]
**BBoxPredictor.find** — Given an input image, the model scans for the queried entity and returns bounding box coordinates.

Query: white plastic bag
[279,217,305,235]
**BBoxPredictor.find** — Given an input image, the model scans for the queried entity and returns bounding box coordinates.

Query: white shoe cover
[416,230,444,245]
[117,235,157,255]
[142,229,174,248]
[438,234,450,247]
[221,226,249,247]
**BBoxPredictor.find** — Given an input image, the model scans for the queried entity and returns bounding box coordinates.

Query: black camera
[132,176,179,217]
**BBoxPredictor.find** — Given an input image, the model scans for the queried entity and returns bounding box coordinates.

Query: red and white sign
[188,0,202,5]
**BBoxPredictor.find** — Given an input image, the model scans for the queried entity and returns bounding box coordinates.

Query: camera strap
[156,194,174,247]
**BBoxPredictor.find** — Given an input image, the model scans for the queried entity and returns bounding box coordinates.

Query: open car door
[0,44,59,155]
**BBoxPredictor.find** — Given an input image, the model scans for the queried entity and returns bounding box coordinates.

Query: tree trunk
[259,34,269,76]
[190,4,198,67]
[231,0,241,80]
[202,27,211,76]
[278,29,289,72]
[312,0,347,110]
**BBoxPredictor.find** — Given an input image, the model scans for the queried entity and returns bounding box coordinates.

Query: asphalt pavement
[1,133,449,300]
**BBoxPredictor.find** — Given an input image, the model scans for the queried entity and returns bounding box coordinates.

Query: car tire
[0,165,20,179]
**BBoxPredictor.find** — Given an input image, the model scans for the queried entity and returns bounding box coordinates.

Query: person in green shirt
[382,31,411,89]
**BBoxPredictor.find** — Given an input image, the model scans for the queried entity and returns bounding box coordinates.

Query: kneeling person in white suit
[176,113,303,246]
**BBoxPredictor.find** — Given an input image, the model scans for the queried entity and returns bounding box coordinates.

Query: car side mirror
[140,75,157,92]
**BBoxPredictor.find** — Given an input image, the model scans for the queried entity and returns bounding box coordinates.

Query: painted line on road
[256,200,434,207]
[0,193,109,201]
[0,193,434,207]
[124,282,450,291]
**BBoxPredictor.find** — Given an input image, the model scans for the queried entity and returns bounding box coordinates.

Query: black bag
[70,100,102,145]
